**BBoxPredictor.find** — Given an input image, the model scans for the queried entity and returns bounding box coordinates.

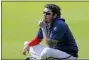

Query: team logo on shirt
[54,27,57,31]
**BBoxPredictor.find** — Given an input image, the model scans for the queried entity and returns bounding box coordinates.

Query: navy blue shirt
[37,18,78,57]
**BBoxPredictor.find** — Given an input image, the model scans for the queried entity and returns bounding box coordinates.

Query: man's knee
[40,48,52,59]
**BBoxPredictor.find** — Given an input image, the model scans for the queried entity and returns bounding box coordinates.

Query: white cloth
[29,44,77,60]
[29,44,46,59]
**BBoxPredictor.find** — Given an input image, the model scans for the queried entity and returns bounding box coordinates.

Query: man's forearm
[46,39,58,48]
[41,27,49,39]
[39,20,58,47]
[41,27,58,48]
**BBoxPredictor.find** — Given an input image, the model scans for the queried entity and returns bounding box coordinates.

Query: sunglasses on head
[43,12,51,15]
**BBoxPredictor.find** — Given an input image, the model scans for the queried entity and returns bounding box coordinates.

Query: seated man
[23,4,78,60]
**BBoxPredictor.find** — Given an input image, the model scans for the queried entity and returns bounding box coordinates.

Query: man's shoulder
[54,18,67,27]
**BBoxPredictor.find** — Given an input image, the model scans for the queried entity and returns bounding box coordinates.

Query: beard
[44,18,53,23]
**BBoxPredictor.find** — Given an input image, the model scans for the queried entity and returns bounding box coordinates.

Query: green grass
[2,2,89,59]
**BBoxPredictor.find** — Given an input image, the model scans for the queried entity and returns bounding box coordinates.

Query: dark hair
[45,4,61,18]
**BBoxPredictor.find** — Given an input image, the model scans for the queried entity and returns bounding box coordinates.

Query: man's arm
[42,27,58,48]
[46,39,58,48]
[39,20,58,48]
[23,28,43,55]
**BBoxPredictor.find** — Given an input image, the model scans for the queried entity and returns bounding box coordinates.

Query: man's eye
[43,12,51,15]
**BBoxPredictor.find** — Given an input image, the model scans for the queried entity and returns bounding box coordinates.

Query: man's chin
[45,20,50,23]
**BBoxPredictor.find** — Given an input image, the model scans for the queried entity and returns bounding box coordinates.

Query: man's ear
[53,14,57,18]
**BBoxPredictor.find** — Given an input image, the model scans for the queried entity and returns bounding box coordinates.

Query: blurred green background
[2,2,89,59]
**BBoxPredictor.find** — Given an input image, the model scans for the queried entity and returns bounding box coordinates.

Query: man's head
[43,4,61,23]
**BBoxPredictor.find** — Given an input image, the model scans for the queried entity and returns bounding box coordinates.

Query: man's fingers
[23,47,27,55]
[23,41,30,56]
[23,51,26,55]
[23,50,27,56]
[38,19,46,28]
[23,45,30,56]
[27,49,29,53]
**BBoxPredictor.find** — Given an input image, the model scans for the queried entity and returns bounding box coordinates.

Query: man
[23,4,78,60]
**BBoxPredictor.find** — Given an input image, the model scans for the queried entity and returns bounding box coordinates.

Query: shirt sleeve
[50,23,66,41]
[37,28,43,40]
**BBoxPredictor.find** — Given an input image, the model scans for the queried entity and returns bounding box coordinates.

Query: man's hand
[38,19,49,39]
[38,19,46,29]
[46,39,58,48]
[23,42,29,56]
